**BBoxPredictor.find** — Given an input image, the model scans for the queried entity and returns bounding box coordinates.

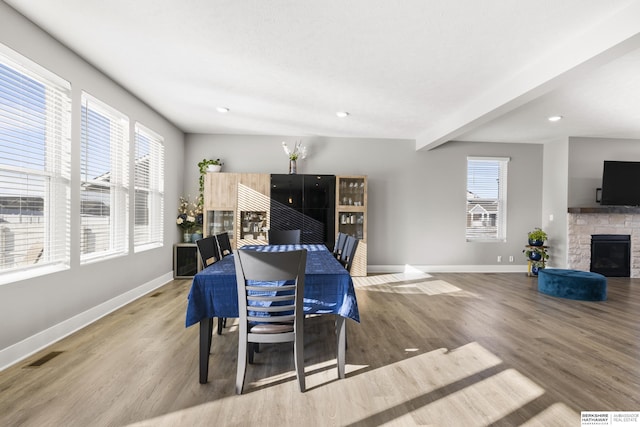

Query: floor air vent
[26,351,64,367]
[150,291,162,297]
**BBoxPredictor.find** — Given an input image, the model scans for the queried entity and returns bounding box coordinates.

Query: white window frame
[134,123,164,252]
[0,43,71,284]
[466,156,509,242]
[80,92,129,263]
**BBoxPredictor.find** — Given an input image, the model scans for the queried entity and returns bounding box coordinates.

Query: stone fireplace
[568,206,640,278]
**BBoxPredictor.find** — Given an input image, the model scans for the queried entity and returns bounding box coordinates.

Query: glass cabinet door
[337,211,365,239]
[338,177,366,207]
[206,210,234,245]
[240,210,268,242]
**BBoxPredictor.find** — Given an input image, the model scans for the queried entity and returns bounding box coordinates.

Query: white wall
[0,3,184,368]
[542,138,569,268]
[185,134,544,270]
[568,136,640,208]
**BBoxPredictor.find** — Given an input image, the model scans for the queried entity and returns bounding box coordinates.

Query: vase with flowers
[282,141,307,174]
[176,195,200,242]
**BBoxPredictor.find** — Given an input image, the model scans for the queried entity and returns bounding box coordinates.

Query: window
[0,44,71,281]
[134,123,164,251]
[80,92,129,263]
[466,157,509,241]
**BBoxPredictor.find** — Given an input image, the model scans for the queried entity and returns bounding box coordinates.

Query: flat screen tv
[600,160,640,206]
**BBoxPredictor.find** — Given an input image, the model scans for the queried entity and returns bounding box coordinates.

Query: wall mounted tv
[601,160,640,206]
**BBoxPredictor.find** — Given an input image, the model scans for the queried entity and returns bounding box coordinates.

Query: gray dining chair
[195,235,221,268]
[268,229,301,245]
[332,232,348,259]
[339,235,359,273]
[215,232,233,257]
[234,248,307,394]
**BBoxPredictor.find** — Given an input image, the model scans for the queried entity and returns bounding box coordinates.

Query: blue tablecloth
[185,244,360,327]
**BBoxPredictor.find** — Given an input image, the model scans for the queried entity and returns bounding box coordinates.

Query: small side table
[174,243,202,279]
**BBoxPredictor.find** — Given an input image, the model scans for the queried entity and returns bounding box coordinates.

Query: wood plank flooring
[1,272,639,426]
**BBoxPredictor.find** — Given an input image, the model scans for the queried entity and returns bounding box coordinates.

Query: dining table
[185,243,360,384]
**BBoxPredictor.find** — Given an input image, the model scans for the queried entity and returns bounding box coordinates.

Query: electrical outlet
[509,256,514,262]
[497,256,502,262]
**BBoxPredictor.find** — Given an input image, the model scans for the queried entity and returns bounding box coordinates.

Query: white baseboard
[0,271,173,371]
[368,264,528,274]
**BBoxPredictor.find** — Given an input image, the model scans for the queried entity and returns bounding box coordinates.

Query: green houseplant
[527,227,547,246]
[197,158,223,206]
[524,247,549,261]
[530,260,546,276]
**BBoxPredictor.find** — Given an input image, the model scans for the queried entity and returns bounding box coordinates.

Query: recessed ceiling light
[336,111,349,118]
[216,107,229,113]
[548,115,563,122]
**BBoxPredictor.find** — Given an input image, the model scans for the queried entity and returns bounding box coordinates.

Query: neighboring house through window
[0,44,71,282]
[80,92,129,263]
[466,156,509,242]
[134,123,164,252]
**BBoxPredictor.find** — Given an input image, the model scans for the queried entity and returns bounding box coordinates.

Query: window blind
[80,92,129,262]
[0,44,71,280]
[134,123,164,251]
[466,157,509,241]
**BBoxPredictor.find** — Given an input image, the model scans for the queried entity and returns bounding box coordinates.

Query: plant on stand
[524,227,549,275]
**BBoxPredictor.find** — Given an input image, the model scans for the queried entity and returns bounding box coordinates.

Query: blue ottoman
[537,269,607,301]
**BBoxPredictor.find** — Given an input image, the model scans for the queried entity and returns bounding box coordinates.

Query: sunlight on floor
[250,358,370,390]
[124,339,578,426]
[521,403,580,426]
[353,276,462,295]
[393,279,462,295]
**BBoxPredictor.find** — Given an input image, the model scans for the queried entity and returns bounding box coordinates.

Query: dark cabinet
[270,174,335,248]
[173,243,200,279]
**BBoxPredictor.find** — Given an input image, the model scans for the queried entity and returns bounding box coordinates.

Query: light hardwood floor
[1,272,639,426]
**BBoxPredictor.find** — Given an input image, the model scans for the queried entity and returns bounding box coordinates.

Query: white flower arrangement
[176,195,202,231]
[282,141,307,161]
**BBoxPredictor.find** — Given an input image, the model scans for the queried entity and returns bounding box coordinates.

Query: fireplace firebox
[590,234,630,277]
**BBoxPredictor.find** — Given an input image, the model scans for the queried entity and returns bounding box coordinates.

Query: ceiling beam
[416,2,640,151]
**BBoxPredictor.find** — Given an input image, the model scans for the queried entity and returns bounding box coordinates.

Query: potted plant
[197,158,224,206]
[524,247,549,262]
[531,260,546,276]
[199,158,223,174]
[527,227,547,246]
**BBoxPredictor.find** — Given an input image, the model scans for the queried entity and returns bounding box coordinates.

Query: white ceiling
[5,0,640,150]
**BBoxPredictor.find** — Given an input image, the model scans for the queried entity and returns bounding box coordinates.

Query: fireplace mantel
[568,206,640,214]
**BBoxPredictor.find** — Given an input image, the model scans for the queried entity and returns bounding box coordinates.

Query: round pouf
[537,269,607,301]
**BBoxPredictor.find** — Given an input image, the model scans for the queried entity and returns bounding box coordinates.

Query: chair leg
[236,335,248,394]
[248,343,255,364]
[217,317,224,335]
[294,326,305,392]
